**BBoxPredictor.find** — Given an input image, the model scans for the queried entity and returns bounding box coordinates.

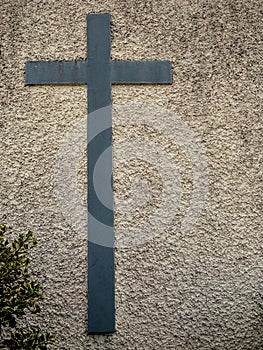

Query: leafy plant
[0,223,56,349]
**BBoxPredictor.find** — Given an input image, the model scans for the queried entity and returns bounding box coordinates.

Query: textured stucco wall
[1,0,262,349]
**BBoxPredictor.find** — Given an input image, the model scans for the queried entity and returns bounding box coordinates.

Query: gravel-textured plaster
[0,0,262,349]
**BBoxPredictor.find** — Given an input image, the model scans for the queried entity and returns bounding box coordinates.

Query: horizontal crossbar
[25,60,172,85]
[111,60,172,84]
[25,61,87,85]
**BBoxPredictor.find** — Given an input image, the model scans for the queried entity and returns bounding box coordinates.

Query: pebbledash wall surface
[1,0,262,349]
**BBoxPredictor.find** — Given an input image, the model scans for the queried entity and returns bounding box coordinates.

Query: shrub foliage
[0,224,55,349]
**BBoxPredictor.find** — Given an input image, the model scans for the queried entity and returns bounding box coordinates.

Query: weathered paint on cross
[25,13,172,334]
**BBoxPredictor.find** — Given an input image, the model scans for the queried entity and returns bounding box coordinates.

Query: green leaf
[0,223,56,349]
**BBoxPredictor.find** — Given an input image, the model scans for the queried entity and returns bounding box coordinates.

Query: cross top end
[25,13,172,87]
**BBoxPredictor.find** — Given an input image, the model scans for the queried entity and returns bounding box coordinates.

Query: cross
[25,13,172,334]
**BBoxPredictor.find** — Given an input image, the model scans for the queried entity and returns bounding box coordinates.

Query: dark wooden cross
[25,13,172,334]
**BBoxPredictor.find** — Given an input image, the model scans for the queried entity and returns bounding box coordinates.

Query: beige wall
[1,0,262,349]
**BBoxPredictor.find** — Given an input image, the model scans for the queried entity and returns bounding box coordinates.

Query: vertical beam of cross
[87,14,115,334]
[25,13,172,334]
